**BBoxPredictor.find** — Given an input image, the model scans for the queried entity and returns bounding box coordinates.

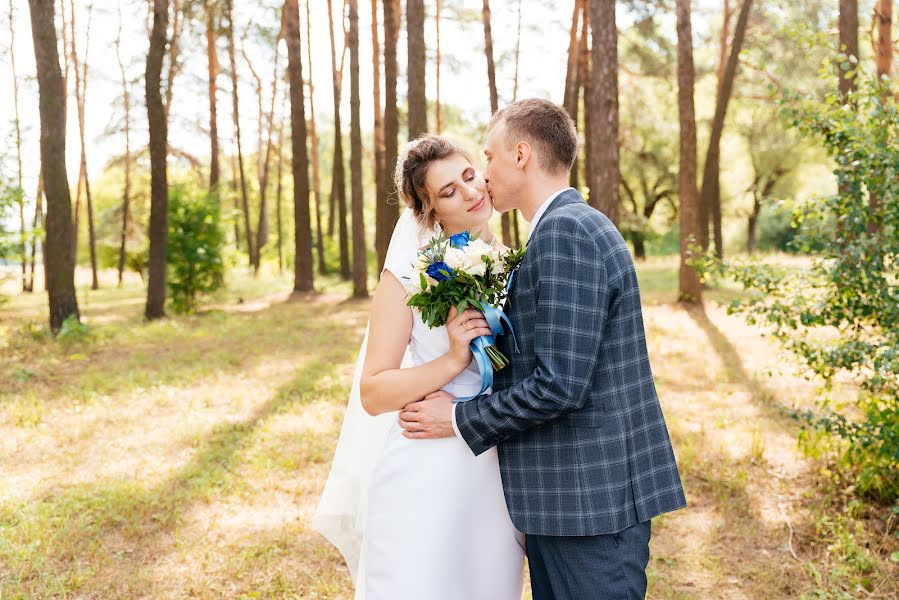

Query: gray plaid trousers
[456,189,686,536]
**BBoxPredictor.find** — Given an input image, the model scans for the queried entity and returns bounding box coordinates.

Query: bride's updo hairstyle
[394,134,474,230]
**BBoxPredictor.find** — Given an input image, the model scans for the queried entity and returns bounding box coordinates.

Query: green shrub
[166,186,225,314]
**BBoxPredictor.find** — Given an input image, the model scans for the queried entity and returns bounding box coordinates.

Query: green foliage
[57,314,92,348]
[166,186,226,314]
[699,67,898,504]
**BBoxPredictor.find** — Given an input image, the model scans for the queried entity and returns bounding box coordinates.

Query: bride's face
[424,154,494,234]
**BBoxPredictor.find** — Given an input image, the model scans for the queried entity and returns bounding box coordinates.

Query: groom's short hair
[489,98,578,175]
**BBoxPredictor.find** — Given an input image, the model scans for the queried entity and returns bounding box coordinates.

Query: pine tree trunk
[371,0,388,263]
[349,0,368,298]
[28,0,80,330]
[698,0,753,259]
[115,3,132,287]
[588,0,619,224]
[8,0,28,291]
[327,0,350,279]
[226,0,255,266]
[581,1,592,186]
[435,0,442,133]
[145,0,169,320]
[306,0,326,275]
[164,0,181,120]
[205,0,220,189]
[276,123,284,273]
[875,0,892,80]
[252,36,282,273]
[675,0,702,304]
[407,0,427,139]
[377,0,400,272]
[285,0,314,292]
[28,170,43,293]
[481,0,510,246]
[839,0,859,101]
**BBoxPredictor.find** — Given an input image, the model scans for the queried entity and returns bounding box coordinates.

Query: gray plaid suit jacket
[456,189,686,537]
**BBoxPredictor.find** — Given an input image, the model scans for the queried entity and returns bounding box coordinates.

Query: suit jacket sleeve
[456,213,610,456]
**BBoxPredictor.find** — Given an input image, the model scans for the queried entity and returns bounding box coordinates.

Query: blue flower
[426,261,454,282]
[449,231,470,249]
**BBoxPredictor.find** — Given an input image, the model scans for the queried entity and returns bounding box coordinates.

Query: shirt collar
[526,187,573,243]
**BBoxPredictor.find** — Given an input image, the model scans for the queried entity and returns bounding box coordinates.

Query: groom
[399,98,686,598]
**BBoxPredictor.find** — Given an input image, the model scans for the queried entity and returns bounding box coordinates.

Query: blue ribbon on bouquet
[455,302,519,403]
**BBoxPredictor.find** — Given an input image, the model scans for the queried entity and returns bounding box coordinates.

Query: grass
[0,260,896,599]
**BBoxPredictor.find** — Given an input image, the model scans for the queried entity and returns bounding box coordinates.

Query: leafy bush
[699,70,898,504]
[166,186,225,314]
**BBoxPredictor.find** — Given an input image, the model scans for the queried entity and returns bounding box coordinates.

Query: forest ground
[0,258,896,599]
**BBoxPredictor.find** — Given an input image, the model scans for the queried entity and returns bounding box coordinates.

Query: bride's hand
[446,306,491,371]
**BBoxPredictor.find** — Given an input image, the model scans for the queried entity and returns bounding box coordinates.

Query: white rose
[462,255,487,277]
[443,247,466,271]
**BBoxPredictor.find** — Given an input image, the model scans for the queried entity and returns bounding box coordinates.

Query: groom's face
[483,121,521,213]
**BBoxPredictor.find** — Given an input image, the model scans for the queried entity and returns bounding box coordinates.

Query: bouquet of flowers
[404,230,525,372]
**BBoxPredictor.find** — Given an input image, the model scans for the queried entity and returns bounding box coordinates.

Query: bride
[313,134,525,600]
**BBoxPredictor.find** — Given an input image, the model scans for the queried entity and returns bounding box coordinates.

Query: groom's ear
[515,140,531,170]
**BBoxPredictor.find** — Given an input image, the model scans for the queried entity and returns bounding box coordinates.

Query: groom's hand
[400,391,457,439]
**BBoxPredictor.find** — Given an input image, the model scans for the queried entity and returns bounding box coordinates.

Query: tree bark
[164,0,181,120]
[276,123,284,273]
[675,0,702,304]
[481,0,510,245]
[115,4,132,287]
[377,0,400,272]
[698,0,753,259]
[839,0,859,101]
[575,0,589,192]
[28,170,44,292]
[205,0,220,189]
[349,0,368,297]
[28,0,80,330]
[8,0,29,291]
[875,0,892,80]
[145,0,169,320]
[562,0,581,123]
[306,0,326,275]
[435,0,443,133]
[226,0,255,266]
[371,0,388,269]
[327,0,350,279]
[588,0,620,224]
[407,0,427,139]
[285,0,314,292]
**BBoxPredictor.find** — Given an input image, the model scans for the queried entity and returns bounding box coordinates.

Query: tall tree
[875,0,892,81]
[839,0,859,101]
[675,0,702,304]
[225,0,255,266]
[69,0,99,289]
[697,0,754,259]
[27,172,43,293]
[481,0,511,246]
[588,0,620,225]
[27,0,79,330]
[435,0,443,133]
[510,0,523,249]
[114,0,133,288]
[145,0,169,320]
[562,0,582,124]
[276,122,284,273]
[164,0,182,120]
[205,0,220,189]
[306,0,326,275]
[285,0,314,292]
[376,0,400,272]
[407,0,427,139]
[327,0,350,279]
[349,0,368,298]
[575,0,589,192]
[8,0,28,291]
[371,0,388,261]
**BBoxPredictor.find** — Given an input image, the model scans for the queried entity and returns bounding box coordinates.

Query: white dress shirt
[451,187,574,438]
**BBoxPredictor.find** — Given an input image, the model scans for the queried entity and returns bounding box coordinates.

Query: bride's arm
[360,270,492,416]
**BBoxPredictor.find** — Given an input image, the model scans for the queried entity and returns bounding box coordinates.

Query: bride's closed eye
[443,170,477,198]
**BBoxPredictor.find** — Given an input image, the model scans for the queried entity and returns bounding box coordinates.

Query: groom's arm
[455,213,611,457]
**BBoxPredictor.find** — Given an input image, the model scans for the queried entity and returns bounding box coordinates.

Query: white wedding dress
[312,209,524,600]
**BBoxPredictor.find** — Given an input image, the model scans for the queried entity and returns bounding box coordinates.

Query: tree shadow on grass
[0,311,361,598]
